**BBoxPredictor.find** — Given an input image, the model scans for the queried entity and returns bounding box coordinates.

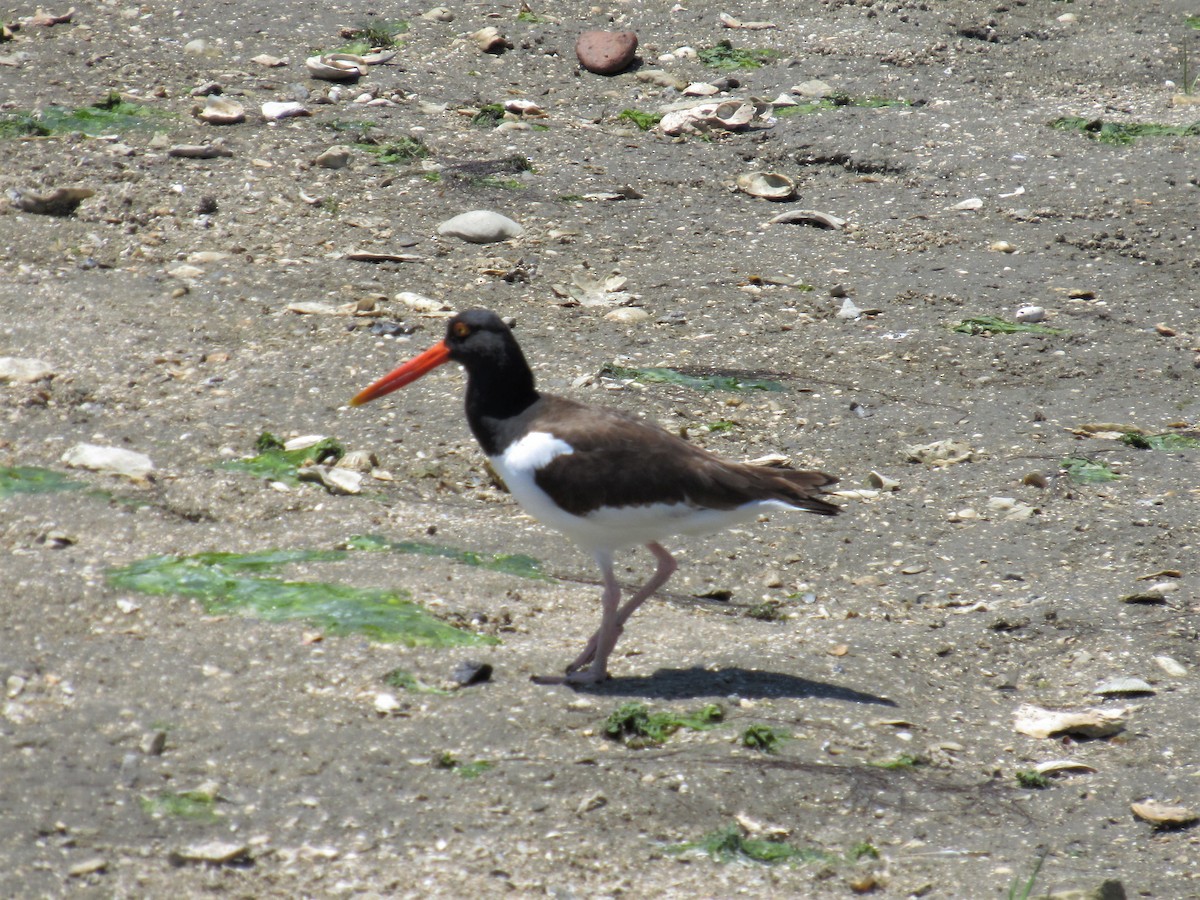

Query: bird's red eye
[452,322,470,338]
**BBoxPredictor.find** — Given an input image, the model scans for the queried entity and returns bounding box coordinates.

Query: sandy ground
[2,1,1199,897]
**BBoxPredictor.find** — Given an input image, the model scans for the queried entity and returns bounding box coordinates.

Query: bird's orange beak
[349,340,452,406]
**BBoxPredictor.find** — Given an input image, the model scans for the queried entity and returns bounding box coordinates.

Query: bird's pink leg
[533,550,621,685]
[562,542,678,680]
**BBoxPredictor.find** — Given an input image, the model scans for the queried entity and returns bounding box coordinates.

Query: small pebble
[451,660,493,687]
[314,145,352,169]
[437,210,523,244]
[575,30,639,75]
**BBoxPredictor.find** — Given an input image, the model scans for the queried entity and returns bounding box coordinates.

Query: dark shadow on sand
[574,666,898,705]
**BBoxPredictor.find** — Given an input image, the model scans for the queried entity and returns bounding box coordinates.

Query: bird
[351,308,840,684]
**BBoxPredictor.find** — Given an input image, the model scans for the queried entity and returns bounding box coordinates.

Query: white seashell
[767,209,846,230]
[261,101,310,121]
[712,100,756,128]
[1013,703,1128,740]
[283,435,327,452]
[1032,759,1097,776]
[604,307,650,324]
[0,357,55,382]
[306,54,367,81]
[196,95,245,125]
[61,443,154,480]
[866,471,901,492]
[472,26,509,53]
[1153,655,1187,677]
[437,210,523,244]
[504,99,544,116]
[1092,677,1155,696]
[1015,305,1045,323]
[736,171,795,201]
[683,82,720,96]
[1131,800,1198,827]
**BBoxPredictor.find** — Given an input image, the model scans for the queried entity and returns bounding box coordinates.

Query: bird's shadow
[573,666,897,706]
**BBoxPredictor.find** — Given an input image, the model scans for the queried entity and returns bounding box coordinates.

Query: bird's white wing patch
[498,431,575,472]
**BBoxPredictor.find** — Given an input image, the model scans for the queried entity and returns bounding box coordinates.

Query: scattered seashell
[262,101,310,121]
[1032,759,1098,777]
[736,171,795,201]
[989,240,1016,253]
[767,209,846,229]
[1013,703,1127,740]
[421,7,454,22]
[719,13,778,30]
[62,443,154,480]
[283,435,326,452]
[374,692,401,714]
[952,198,984,211]
[866,471,900,492]
[183,39,222,59]
[344,251,423,263]
[170,841,250,866]
[298,464,362,495]
[1093,677,1155,696]
[472,26,511,54]
[196,95,245,125]
[836,298,862,320]
[683,82,721,97]
[250,54,286,67]
[659,99,774,136]
[791,79,833,98]
[167,264,205,280]
[437,210,523,244]
[167,143,233,159]
[1153,656,1187,678]
[8,186,94,216]
[1131,800,1198,828]
[605,307,650,324]
[335,450,379,472]
[1015,305,1045,323]
[396,292,454,316]
[504,99,545,117]
[905,439,975,467]
[0,357,56,382]
[306,54,367,81]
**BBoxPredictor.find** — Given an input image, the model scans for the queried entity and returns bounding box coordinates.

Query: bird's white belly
[490,432,792,553]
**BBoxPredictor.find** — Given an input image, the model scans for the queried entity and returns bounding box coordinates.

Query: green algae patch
[1061,457,1121,485]
[218,432,344,484]
[697,40,781,71]
[107,548,493,647]
[140,790,220,823]
[600,363,786,393]
[741,723,789,753]
[1049,116,1200,145]
[604,701,724,748]
[346,533,549,580]
[617,109,663,131]
[1120,431,1200,451]
[1,94,172,138]
[0,466,88,498]
[952,316,1062,336]
[383,667,453,695]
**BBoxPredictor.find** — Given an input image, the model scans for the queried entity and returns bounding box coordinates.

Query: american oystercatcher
[351,309,840,684]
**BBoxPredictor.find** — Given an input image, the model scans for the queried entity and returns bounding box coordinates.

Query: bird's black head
[443,308,519,368]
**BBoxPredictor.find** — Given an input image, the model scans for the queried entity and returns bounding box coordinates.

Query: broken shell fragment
[472,26,511,54]
[1032,759,1098,777]
[659,99,774,136]
[8,186,94,216]
[1131,800,1199,828]
[767,209,846,230]
[261,101,310,121]
[306,54,369,81]
[1013,703,1127,740]
[196,95,245,125]
[736,172,795,201]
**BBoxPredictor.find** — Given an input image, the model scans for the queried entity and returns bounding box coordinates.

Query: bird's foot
[530,668,609,686]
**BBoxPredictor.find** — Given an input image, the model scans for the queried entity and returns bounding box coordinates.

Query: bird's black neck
[462,346,540,457]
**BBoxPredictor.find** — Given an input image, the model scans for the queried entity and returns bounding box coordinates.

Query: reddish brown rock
[575,30,638,75]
